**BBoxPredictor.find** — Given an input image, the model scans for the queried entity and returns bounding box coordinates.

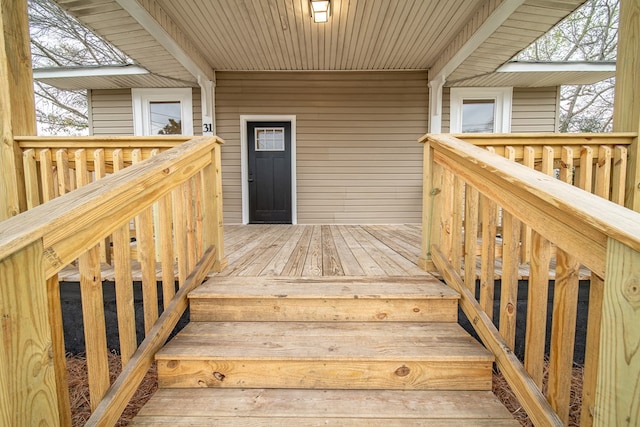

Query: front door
[247,121,292,223]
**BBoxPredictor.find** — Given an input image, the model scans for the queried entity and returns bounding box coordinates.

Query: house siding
[215,71,429,225]
[441,86,558,133]
[89,88,202,136]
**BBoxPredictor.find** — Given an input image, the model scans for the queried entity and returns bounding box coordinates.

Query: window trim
[132,88,193,136]
[450,87,512,133]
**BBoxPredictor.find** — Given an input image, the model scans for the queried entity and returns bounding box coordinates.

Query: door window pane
[255,127,285,151]
[461,99,495,133]
[150,101,182,135]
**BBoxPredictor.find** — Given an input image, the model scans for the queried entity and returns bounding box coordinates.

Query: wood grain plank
[524,231,551,388]
[338,226,386,276]
[75,149,110,411]
[330,225,365,276]
[0,241,60,425]
[302,225,323,276]
[464,185,480,292]
[499,211,521,350]
[134,389,516,422]
[321,226,344,276]
[547,249,580,424]
[479,194,497,321]
[38,149,56,202]
[280,226,313,276]
[22,148,40,209]
[111,150,137,367]
[595,240,640,426]
[132,149,158,333]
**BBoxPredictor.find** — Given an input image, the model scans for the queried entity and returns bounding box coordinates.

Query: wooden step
[155,321,493,390]
[131,389,519,426]
[189,276,459,322]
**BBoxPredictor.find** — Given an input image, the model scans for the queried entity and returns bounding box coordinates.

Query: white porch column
[428,75,446,133]
[199,74,216,136]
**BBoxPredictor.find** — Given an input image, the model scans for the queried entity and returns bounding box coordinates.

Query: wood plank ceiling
[156,0,483,71]
[52,0,588,83]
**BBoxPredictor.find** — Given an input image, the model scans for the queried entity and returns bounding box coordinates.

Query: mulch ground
[67,353,583,426]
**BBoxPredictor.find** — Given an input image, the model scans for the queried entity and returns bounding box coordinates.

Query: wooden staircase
[132,277,519,425]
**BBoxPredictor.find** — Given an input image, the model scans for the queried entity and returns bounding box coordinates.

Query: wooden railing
[418,132,636,271]
[420,133,640,426]
[0,136,226,426]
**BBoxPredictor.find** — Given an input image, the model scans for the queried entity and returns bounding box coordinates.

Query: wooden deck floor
[215,224,428,277]
[57,224,427,281]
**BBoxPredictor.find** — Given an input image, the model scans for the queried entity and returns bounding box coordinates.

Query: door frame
[240,115,297,224]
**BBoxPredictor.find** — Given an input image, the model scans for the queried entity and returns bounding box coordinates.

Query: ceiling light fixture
[310,0,330,23]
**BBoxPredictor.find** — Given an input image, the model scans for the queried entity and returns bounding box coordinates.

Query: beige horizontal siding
[216,71,428,224]
[90,89,134,135]
[89,88,203,136]
[511,87,557,133]
[440,86,557,133]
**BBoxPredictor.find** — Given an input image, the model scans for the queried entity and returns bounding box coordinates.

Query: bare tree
[515,0,618,132]
[28,0,131,135]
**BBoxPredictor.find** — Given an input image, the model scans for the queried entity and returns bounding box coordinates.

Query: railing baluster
[579,146,594,192]
[479,193,497,320]
[596,146,612,200]
[173,183,189,287]
[56,149,71,195]
[38,149,56,202]
[111,150,137,367]
[611,145,628,205]
[520,146,535,263]
[75,149,110,410]
[451,176,463,275]
[46,275,72,426]
[499,210,521,350]
[22,149,40,209]
[581,274,604,427]
[547,248,580,424]
[525,231,551,388]
[186,176,197,272]
[158,189,176,307]
[194,171,205,260]
[132,149,159,333]
[439,168,454,261]
[463,185,479,293]
[93,149,111,265]
[560,146,574,184]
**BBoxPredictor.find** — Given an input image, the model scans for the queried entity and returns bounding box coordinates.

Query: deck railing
[418,132,636,271]
[0,136,225,426]
[420,133,640,426]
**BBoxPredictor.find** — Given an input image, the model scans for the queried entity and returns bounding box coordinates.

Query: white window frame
[132,88,194,136]
[450,87,512,133]
[240,115,297,225]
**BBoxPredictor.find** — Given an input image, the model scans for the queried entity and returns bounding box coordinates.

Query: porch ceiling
[53,0,587,82]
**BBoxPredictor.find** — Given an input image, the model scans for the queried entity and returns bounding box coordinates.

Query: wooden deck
[58,224,427,281]
[58,223,588,281]
[217,224,428,277]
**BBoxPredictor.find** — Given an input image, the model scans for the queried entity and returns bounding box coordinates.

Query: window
[255,127,285,151]
[132,88,193,136]
[450,87,512,133]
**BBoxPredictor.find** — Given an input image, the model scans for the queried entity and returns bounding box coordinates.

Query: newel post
[0,240,61,425]
[0,0,36,220]
[614,0,640,212]
[202,139,227,272]
[418,137,442,271]
[593,238,640,426]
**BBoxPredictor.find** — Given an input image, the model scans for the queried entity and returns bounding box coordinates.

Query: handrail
[420,133,640,426]
[418,132,638,271]
[0,136,226,425]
